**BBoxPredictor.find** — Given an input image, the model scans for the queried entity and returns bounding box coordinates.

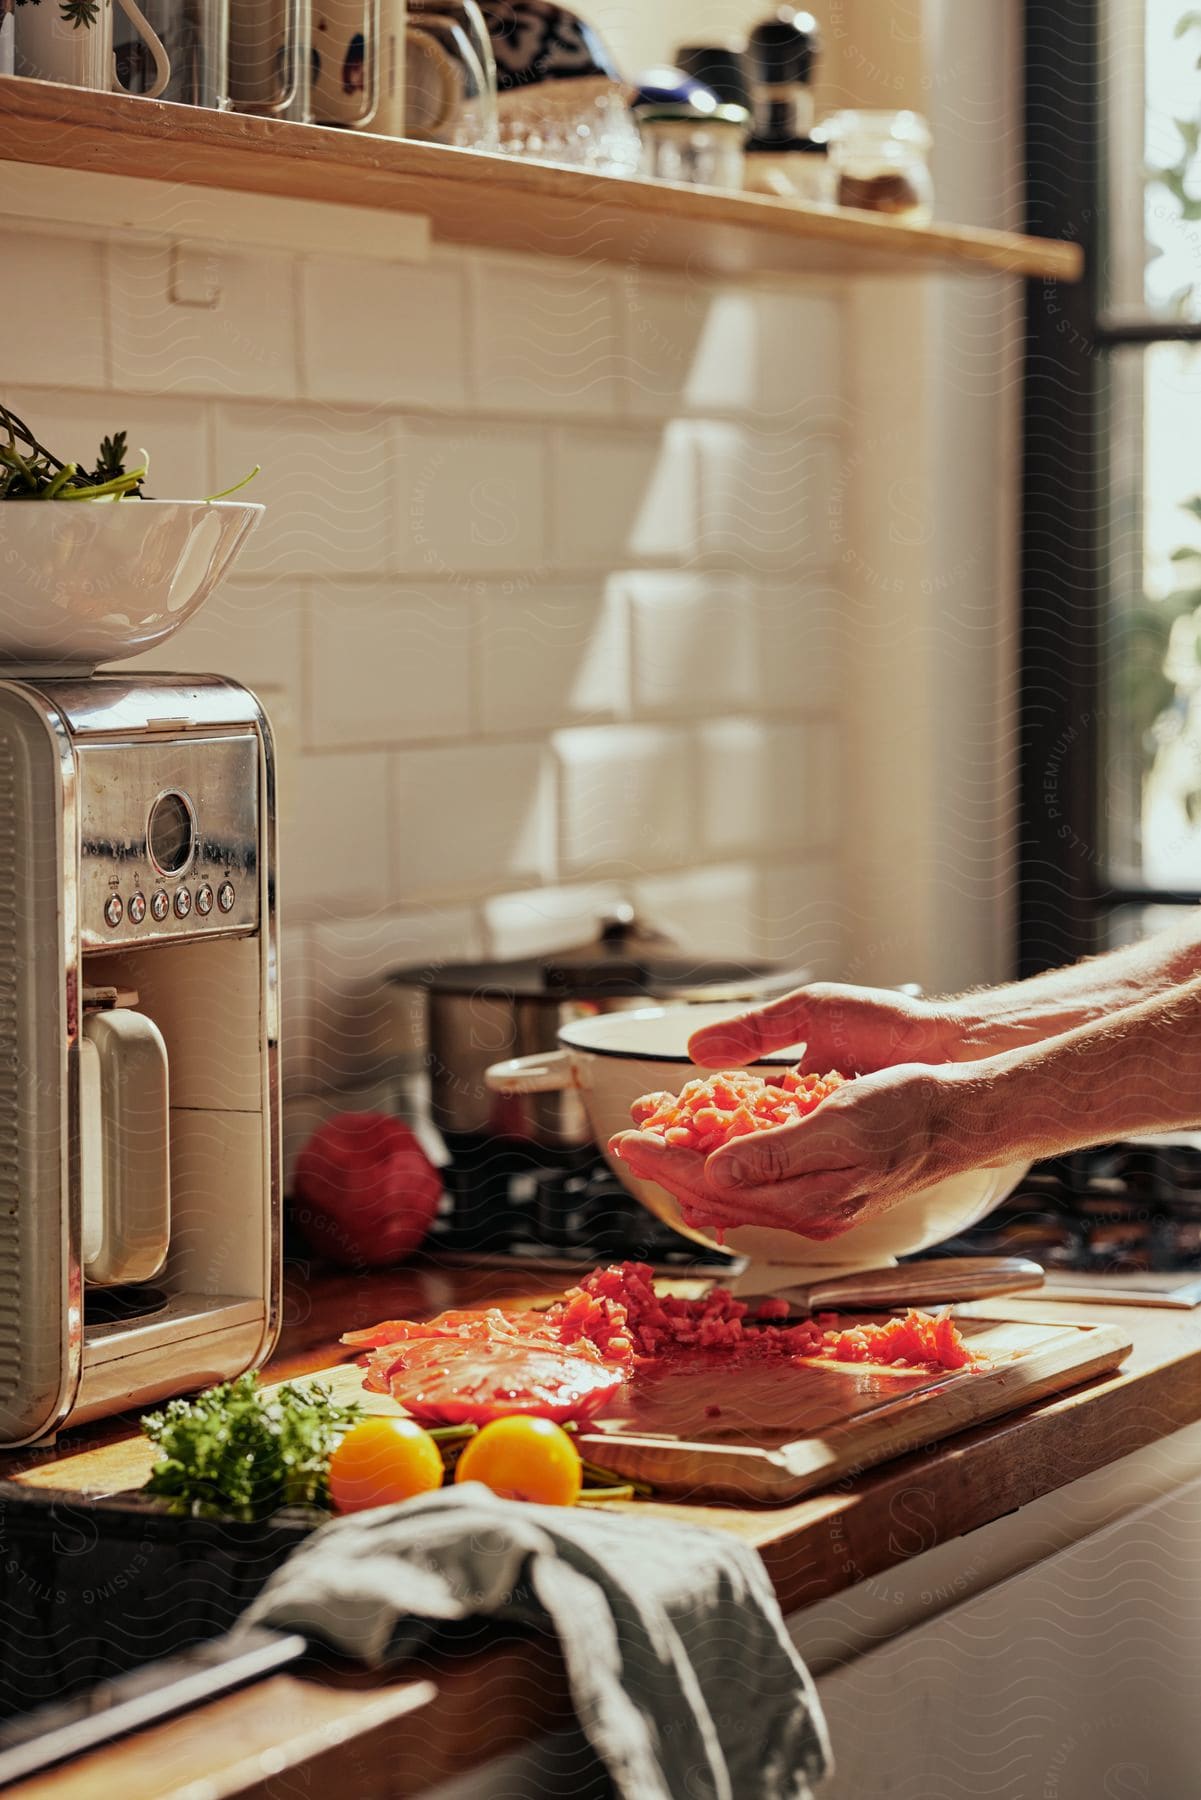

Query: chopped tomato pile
[543,1261,978,1372]
[343,1262,979,1425]
[631,1066,848,1153]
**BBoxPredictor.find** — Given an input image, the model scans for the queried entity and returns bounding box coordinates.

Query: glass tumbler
[227,0,310,121]
[115,0,230,108]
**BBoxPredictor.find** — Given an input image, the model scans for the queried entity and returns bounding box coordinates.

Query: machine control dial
[196,883,214,916]
[150,890,170,923]
[128,891,147,925]
[174,888,192,919]
[217,881,236,913]
[103,894,123,929]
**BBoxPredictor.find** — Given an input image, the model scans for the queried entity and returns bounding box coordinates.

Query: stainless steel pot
[389,907,807,1153]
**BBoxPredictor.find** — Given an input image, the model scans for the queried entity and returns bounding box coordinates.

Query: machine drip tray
[83,1283,170,1326]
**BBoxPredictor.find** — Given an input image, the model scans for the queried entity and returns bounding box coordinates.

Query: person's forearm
[943,973,1201,1165]
[942,914,1201,1054]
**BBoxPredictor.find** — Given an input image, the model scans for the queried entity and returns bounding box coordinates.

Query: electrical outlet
[169,244,222,308]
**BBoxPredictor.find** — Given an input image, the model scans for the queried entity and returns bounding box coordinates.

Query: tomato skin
[454,1416,582,1506]
[329,1416,444,1513]
[292,1112,442,1269]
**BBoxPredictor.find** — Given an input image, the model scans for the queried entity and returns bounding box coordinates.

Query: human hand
[687,982,965,1076]
[611,1063,984,1241]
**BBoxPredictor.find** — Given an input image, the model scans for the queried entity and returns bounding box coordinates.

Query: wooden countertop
[6,1258,1201,1798]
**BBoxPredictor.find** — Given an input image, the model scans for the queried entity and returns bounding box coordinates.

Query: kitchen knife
[766,1256,1045,1316]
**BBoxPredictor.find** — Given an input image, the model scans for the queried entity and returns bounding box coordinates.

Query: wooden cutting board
[320,1312,1132,1506]
[7,1313,1131,1510]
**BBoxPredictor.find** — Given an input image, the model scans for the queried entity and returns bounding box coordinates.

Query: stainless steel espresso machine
[0,673,281,1445]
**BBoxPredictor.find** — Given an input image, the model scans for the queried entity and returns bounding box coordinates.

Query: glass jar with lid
[824,109,933,222]
[637,99,750,189]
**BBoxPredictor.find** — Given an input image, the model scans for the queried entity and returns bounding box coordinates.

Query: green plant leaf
[59,0,100,27]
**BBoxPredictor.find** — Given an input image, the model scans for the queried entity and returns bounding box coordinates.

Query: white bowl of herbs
[0,401,261,674]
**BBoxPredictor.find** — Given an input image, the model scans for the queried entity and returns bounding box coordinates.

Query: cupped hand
[687,982,963,1076]
[611,1063,975,1241]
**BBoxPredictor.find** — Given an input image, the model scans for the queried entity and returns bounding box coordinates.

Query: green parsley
[141,1372,361,1522]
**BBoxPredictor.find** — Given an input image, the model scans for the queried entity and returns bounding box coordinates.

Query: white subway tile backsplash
[109,240,297,399]
[626,572,755,717]
[552,425,696,565]
[696,424,839,568]
[555,725,692,874]
[699,719,835,859]
[471,258,619,417]
[619,277,749,419]
[216,404,393,576]
[301,258,468,410]
[309,907,482,1088]
[1,231,108,390]
[398,423,547,575]
[25,227,856,1115]
[483,881,629,960]
[698,719,774,859]
[392,741,556,901]
[131,577,305,703]
[620,280,845,424]
[754,857,843,972]
[308,582,472,748]
[632,863,761,959]
[804,720,841,852]
[279,924,313,1094]
[5,386,210,498]
[282,750,392,918]
[477,580,628,733]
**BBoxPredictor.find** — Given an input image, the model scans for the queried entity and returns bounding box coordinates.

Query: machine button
[150,890,170,922]
[217,881,236,913]
[196,883,214,916]
[128,891,147,925]
[174,887,192,919]
[103,894,123,929]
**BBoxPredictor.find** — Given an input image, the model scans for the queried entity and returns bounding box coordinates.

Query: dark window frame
[1020,0,1201,976]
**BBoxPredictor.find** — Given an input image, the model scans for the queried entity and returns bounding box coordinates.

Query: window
[1020,0,1201,973]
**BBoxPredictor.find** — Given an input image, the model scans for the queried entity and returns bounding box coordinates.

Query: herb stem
[41,462,78,502]
[206,464,260,502]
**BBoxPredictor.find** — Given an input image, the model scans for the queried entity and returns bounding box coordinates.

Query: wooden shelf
[0,79,1083,283]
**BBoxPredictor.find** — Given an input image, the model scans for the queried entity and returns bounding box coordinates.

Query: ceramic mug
[15,0,170,96]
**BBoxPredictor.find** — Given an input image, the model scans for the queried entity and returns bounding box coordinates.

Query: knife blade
[760,1256,1045,1317]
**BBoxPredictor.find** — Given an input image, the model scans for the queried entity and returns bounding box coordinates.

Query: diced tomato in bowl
[632,1065,847,1154]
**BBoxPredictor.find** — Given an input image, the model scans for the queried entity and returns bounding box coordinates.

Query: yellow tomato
[454,1415,582,1506]
[329,1416,444,1513]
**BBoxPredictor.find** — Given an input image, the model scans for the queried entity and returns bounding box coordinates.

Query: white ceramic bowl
[486,1002,1028,1280]
[0,500,263,672]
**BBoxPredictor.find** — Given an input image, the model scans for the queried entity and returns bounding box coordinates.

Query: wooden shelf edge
[0,77,1083,283]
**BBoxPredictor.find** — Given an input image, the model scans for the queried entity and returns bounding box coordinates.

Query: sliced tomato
[369,1336,624,1426]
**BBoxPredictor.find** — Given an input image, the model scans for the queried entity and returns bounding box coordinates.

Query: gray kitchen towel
[240,1482,831,1800]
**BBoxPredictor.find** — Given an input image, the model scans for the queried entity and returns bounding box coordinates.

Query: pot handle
[484,1049,573,1096]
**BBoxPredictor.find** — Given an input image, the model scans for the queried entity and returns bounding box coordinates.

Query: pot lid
[390,907,796,1001]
